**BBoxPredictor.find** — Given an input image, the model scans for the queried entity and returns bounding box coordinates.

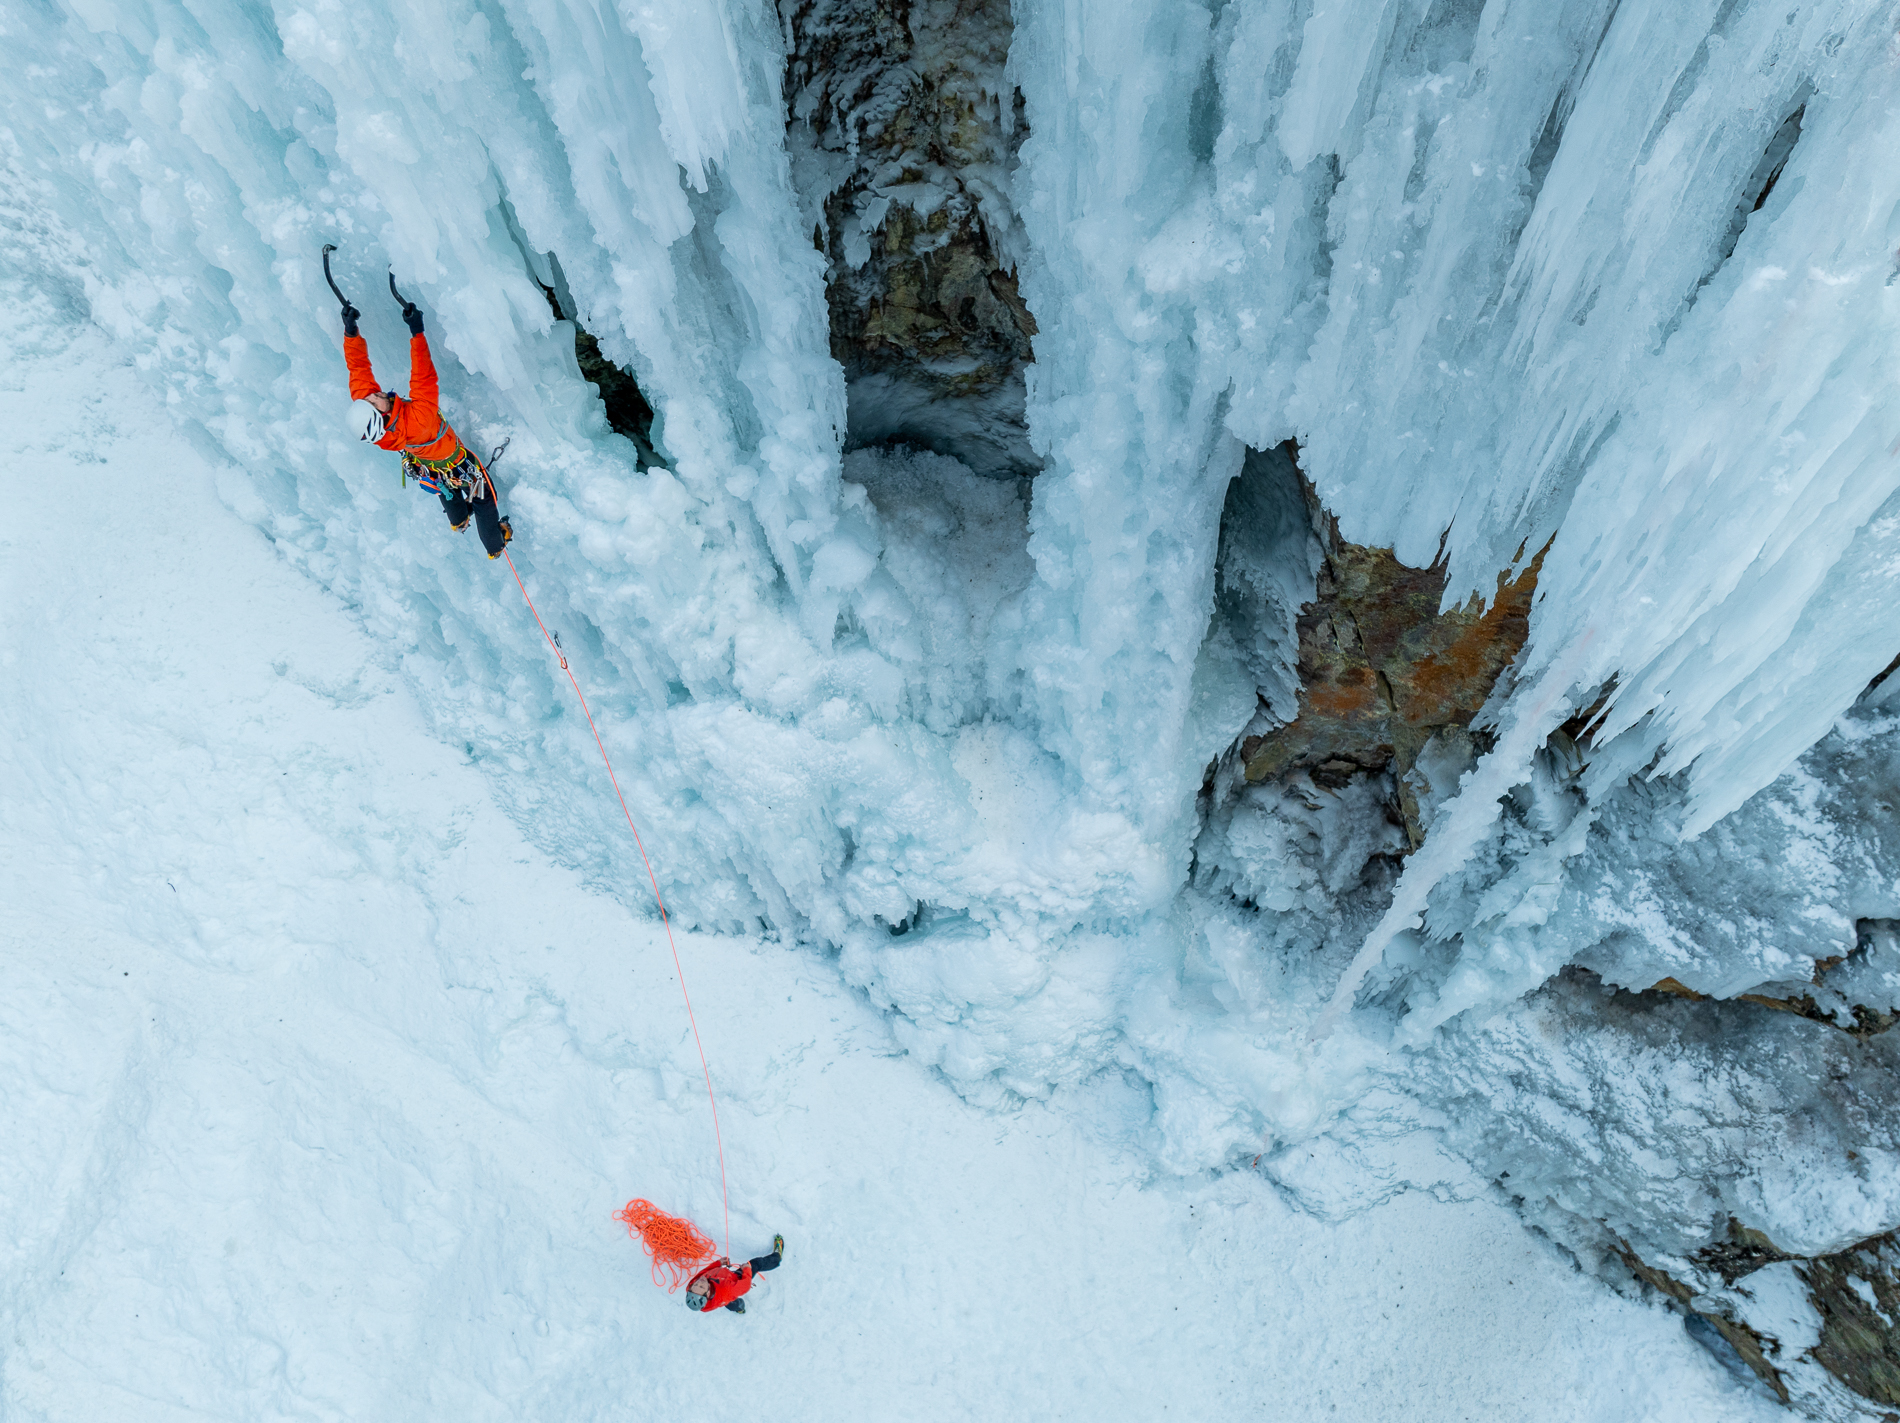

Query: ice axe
[388,269,413,309]
[320,243,353,308]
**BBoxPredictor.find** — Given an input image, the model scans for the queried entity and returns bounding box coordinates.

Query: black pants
[441,474,507,557]
[724,1252,781,1312]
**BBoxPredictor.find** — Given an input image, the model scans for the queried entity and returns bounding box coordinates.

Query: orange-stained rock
[1241,477,1542,847]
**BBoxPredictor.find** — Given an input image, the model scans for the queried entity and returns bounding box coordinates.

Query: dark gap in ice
[1186,52,1222,164]
[1683,1313,1775,1393]
[495,191,662,464]
[1266,0,1312,102]
[883,902,935,937]
[1864,651,1900,699]
[1400,116,1435,206]
[532,262,660,466]
[1502,32,1598,282]
[1402,0,1485,74]
[1744,103,1806,217]
[1214,441,1313,730]
[782,0,1040,481]
[1310,154,1346,297]
[1638,0,1745,165]
[1573,0,1625,95]
[1663,95,1807,345]
[1523,89,1572,206]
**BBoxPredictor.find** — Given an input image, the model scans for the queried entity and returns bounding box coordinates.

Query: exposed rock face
[1621,1221,1900,1412]
[780,0,1037,478]
[1803,1233,1900,1409]
[1234,452,1540,848]
[1652,919,1900,1041]
[1204,463,1900,1412]
[1617,1244,1793,1404]
[1412,962,1900,1414]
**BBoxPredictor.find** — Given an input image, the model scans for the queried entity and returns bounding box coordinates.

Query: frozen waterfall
[9,0,1900,1409]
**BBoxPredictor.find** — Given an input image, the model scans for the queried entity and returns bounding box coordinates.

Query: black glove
[401,302,425,336]
[341,302,360,337]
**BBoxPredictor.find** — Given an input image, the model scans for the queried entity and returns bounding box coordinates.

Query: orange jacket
[345,333,465,465]
[686,1259,757,1313]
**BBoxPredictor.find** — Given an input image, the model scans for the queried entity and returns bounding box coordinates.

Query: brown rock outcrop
[1624,1219,1900,1411]
[1647,919,1900,1041]
[1802,1231,1900,1408]
[1239,476,1541,847]
[1617,1241,1792,1403]
[781,0,1037,478]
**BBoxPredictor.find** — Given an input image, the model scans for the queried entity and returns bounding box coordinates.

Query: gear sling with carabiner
[406,441,512,557]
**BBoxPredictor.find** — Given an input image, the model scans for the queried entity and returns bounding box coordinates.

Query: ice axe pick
[320,243,352,308]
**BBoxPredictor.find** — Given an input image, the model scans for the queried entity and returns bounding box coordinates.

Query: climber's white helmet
[352,395,391,443]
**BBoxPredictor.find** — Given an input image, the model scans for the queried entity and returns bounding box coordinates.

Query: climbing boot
[773,1234,785,1259]
[488,516,514,560]
[441,492,472,532]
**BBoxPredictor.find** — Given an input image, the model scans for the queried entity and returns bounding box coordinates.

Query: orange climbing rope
[502,550,731,1258]
[614,1199,717,1291]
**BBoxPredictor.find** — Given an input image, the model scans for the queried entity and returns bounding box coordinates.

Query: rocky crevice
[1618,1242,1794,1403]
[780,0,1037,479]
[1650,918,1900,1043]
[1228,446,1541,849]
[535,277,660,466]
[1621,1220,1900,1413]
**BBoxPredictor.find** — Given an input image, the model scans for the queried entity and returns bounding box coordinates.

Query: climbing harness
[504,550,731,1258]
[401,446,485,498]
[403,438,508,503]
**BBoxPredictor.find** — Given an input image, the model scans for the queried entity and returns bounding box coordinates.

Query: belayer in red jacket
[685,1235,785,1315]
[341,291,513,559]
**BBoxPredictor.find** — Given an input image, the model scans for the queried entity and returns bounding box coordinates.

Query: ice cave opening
[785,0,1041,483]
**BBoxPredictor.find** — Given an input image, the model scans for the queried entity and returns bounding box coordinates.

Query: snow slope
[0,297,1774,1418]
[11,0,1900,1254]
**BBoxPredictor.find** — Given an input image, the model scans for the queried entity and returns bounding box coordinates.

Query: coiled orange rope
[615,1199,717,1291]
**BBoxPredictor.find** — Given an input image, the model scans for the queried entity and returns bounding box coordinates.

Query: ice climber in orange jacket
[685,1235,785,1315]
[342,293,513,558]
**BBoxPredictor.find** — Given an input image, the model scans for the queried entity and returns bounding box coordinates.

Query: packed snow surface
[0,327,1779,1419]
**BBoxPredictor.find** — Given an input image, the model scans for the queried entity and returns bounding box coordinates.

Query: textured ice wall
[9,0,1900,1241]
[1004,0,1900,1029]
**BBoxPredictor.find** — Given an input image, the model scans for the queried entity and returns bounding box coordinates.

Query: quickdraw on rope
[502,550,731,1260]
[614,1199,717,1292]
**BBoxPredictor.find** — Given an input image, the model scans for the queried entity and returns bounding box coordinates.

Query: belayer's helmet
[351,396,391,443]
